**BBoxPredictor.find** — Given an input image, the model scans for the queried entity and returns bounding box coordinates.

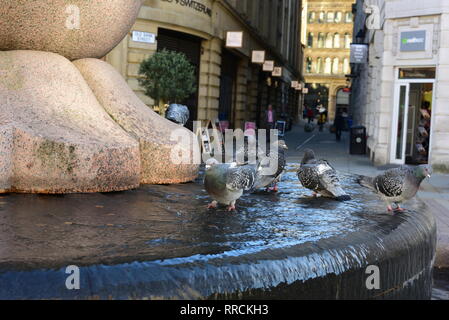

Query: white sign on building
[132,31,156,44]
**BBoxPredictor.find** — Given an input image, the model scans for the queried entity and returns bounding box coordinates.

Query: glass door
[392,84,409,164]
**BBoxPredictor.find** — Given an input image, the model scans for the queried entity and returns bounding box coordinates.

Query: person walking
[265,104,276,130]
[306,106,314,124]
[334,110,345,141]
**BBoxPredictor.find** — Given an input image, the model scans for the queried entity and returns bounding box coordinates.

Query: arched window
[343,58,350,74]
[316,57,323,73]
[306,57,313,73]
[324,57,332,74]
[344,33,351,48]
[332,58,339,74]
[318,11,325,23]
[334,12,342,23]
[317,33,325,48]
[326,12,334,23]
[345,12,353,23]
[308,11,315,23]
[307,32,314,48]
[325,33,333,48]
[333,33,340,48]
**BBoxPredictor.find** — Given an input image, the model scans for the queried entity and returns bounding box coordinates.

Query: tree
[138,49,196,114]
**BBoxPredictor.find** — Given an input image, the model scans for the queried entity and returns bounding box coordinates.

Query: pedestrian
[318,106,326,132]
[306,106,314,124]
[265,104,276,130]
[334,110,345,141]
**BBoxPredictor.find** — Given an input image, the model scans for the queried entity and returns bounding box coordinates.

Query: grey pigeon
[252,140,288,192]
[358,165,432,212]
[297,149,351,201]
[204,158,257,211]
[165,104,190,126]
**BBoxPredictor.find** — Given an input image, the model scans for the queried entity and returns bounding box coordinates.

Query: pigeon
[297,149,351,201]
[165,104,190,126]
[252,140,288,192]
[204,158,257,211]
[358,165,432,212]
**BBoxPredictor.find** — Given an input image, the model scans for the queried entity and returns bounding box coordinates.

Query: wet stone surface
[0,164,437,299]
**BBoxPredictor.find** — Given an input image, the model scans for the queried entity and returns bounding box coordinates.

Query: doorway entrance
[391,68,435,165]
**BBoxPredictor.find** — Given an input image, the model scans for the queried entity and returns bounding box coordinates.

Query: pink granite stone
[73,58,200,185]
[0,0,143,61]
[0,50,141,193]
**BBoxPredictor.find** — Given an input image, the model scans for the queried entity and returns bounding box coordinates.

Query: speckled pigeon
[165,104,190,126]
[252,140,288,192]
[358,165,432,212]
[297,149,351,201]
[204,158,257,211]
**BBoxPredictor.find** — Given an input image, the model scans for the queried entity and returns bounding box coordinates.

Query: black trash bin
[350,125,366,155]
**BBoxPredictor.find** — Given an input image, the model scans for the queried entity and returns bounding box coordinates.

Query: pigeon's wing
[316,161,350,199]
[373,168,408,197]
[226,164,256,191]
[297,164,320,190]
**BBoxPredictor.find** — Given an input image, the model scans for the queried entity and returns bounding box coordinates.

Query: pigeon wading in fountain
[358,165,432,212]
[297,149,351,201]
[252,140,288,192]
[204,159,257,211]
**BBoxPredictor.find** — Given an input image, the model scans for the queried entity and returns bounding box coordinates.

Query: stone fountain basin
[0,165,436,299]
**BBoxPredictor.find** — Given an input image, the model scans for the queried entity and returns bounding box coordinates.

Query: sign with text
[263,60,274,72]
[291,81,298,88]
[251,50,265,64]
[350,44,368,64]
[295,83,302,90]
[132,31,156,44]
[272,67,282,77]
[160,0,212,17]
[226,31,243,48]
[400,30,426,52]
[302,88,309,94]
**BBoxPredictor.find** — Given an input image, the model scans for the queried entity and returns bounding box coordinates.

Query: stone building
[351,0,449,171]
[302,0,355,121]
[106,0,303,130]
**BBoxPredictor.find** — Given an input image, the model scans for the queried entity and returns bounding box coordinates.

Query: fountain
[0,167,436,299]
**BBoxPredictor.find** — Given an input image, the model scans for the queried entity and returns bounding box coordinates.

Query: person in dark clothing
[306,107,314,124]
[334,110,345,141]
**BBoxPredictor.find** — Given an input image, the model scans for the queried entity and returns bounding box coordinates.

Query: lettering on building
[161,0,212,17]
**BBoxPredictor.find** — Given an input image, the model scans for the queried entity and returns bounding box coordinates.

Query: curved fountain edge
[0,204,436,300]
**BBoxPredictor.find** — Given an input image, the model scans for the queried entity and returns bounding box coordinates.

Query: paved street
[284,122,449,269]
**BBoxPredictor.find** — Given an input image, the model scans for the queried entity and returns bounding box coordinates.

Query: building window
[344,33,351,48]
[324,57,332,74]
[308,11,315,23]
[332,58,339,74]
[307,32,314,48]
[316,57,323,73]
[326,12,334,23]
[306,57,313,73]
[335,12,342,23]
[343,58,350,74]
[318,11,325,23]
[325,33,333,48]
[333,33,340,48]
[345,12,353,23]
[317,33,325,48]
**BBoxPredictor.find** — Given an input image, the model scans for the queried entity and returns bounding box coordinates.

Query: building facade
[106,0,303,130]
[351,0,449,172]
[302,0,355,121]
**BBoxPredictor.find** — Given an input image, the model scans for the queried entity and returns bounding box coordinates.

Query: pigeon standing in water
[297,149,351,201]
[252,140,288,192]
[358,165,432,212]
[204,158,257,211]
[165,104,190,126]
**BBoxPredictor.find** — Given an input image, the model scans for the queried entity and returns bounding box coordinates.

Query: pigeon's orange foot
[312,192,318,198]
[394,206,406,212]
[387,205,394,212]
[267,185,279,192]
[207,201,218,209]
[227,205,236,212]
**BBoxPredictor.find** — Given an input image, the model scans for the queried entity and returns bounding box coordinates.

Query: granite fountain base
[0,165,436,299]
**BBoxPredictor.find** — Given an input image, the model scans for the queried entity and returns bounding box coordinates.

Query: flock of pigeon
[204,140,432,213]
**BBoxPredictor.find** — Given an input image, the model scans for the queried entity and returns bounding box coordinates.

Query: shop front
[391,67,435,165]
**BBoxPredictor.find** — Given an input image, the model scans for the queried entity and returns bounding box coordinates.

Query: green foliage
[138,49,196,105]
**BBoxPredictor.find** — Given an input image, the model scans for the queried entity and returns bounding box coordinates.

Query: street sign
[272,67,282,77]
[302,88,309,94]
[291,81,298,88]
[350,44,368,64]
[132,31,156,44]
[251,50,265,64]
